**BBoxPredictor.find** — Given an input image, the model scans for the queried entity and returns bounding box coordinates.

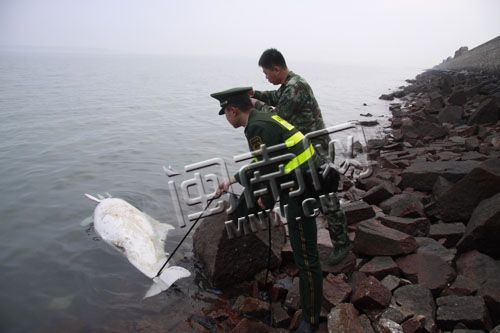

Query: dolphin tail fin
[84,193,102,203]
[143,266,191,299]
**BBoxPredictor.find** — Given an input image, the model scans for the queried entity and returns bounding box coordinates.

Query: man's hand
[216,176,236,197]
[257,196,266,209]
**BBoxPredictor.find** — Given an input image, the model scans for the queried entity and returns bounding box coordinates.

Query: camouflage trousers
[320,193,350,247]
[315,150,350,248]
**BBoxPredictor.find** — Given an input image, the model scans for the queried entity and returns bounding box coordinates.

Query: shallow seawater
[0,52,420,332]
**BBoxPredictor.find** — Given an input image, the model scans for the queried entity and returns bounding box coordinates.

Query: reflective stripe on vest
[284,131,305,148]
[271,115,295,131]
[284,144,315,174]
[270,114,316,174]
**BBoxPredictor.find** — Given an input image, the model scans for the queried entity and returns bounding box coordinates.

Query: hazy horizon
[1,0,499,68]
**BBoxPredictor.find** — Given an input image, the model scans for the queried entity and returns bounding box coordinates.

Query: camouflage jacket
[253,71,331,158]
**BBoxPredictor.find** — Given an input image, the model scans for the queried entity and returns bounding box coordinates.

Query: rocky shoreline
[184,68,500,333]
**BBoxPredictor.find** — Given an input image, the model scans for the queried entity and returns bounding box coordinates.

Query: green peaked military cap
[210,86,253,115]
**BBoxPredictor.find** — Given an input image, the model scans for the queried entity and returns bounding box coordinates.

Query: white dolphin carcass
[84,194,190,298]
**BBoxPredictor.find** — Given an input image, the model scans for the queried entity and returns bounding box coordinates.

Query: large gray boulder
[351,275,391,310]
[193,212,285,288]
[439,105,464,124]
[395,253,456,294]
[342,200,376,225]
[415,237,456,264]
[353,220,417,256]
[428,223,465,248]
[392,284,436,332]
[378,216,430,237]
[379,193,425,218]
[401,161,480,191]
[468,98,499,125]
[437,159,500,222]
[457,193,500,258]
[436,295,491,331]
[456,251,500,326]
[401,119,447,141]
[448,89,467,106]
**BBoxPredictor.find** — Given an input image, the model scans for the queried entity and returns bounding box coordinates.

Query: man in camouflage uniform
[251,48,351,265]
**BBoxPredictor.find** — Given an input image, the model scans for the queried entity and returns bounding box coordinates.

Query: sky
[0,0,499,68]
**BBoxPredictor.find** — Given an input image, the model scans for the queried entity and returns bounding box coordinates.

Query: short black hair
[258,48,287,69]
[227,95,252,111]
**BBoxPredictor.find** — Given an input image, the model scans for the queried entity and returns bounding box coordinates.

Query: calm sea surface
[0,52,421,332]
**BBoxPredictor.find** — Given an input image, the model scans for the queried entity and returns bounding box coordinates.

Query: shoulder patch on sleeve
[250,136,263,151]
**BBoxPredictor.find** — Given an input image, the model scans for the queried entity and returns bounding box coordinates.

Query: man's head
[258,48,289,85]
[210,87,253,128]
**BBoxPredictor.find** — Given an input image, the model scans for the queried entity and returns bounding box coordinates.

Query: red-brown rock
[327,303,365,333]
[468,98,499,125]
[373,318,404,333]
[193,213,285,288]
[359,256,400,279]
[456,251,500,326]
[379,193,425,218]
[401,160,480,191]
[362,183,396,205]
[439,105,464,124]
[436,295,491,331]
[441,274,479,297]
[480,278,500,326]
[457,193,500,258]
[392,285,436,332]
[437,159,500,222]
[234,296,270,319]
[396,253,456,293]
[354,220,417,256]
[380,275,402,292]
[322,274,352,310]
[402,119,447,141]
[351,275,391,310]
[378,215,430,237]
[432,176,454,199]
[415,237,456,264]
[342,200,376,225]
[428,222,465,248]
[358,314,375,333]
[456,250,500,287]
